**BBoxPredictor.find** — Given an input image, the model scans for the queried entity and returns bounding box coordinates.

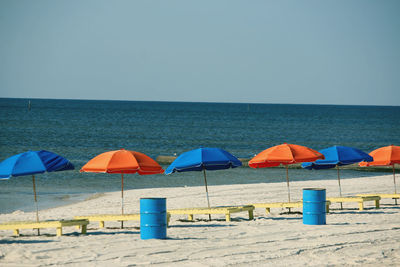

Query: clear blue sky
[1,0,399,105]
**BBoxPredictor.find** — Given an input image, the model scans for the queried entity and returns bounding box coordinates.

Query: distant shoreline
[156,155,399,172]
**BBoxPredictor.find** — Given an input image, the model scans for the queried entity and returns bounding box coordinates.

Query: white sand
[1,174,400,266]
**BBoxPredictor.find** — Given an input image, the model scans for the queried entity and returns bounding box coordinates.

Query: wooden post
[286,165,291,203]
[56,227,62,237]
[121,173,124,229]
[203,168,212,221]
[337,166,343,209]
[393,165,397,205]
[32,175,40,235]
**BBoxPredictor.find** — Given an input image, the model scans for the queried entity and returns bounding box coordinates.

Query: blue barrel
[140,198,167,240]
[303,188,326,225]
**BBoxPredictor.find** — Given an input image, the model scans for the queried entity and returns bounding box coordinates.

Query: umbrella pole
[32,175,40,235]
[203,169,212,221]
[121,173,124,229]
[393,165,398,205]
[337,166,343,209]
[286,165,291,203]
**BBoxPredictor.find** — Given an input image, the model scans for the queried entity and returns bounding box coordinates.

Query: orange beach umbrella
[359,145,400,194]
[80,149,164,226]
[249,143,324,202]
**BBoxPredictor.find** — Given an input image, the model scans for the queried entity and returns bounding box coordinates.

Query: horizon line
[0,96,399,108]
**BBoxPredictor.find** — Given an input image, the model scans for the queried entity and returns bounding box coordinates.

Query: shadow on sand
[256,216,302,221]
[169,223,232,228]
[328,222,368,226]
[83,230,140,236]
[329,211,390,215]
[0,239,54,244]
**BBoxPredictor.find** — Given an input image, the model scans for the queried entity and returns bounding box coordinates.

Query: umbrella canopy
[249,143,324,168]
[165,147,242,219]
[0,150,74,179]
[302,146,373,169]
[302,146,373,199]
[81,149,164,175]
[359,145,400,167]
[359,145,400,194]
[165,147,242,174]
[0,150,74,225]
[80,149,164,226]
[249,143,324,202]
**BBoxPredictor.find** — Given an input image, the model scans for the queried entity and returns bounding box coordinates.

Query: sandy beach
[1,174,399,266]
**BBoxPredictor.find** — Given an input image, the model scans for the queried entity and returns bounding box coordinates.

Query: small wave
[54,195,71,200]
[84,193,106,201]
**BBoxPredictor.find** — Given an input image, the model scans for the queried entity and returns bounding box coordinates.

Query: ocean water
[0,98,399,213]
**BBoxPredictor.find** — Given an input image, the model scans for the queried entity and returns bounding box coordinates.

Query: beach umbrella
[249,143,324,202]
[80,149,164,227]
[0,150,74,232]
[301,146,373,204]
[359,145,400,195]
[165,147,242,220]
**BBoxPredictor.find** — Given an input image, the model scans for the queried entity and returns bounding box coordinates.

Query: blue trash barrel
[140,198,167,240]
[303,188,326,225]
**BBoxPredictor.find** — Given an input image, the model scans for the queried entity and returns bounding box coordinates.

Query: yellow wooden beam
[327,196,380,210]
[0,219,89,236]
[168,205,254,221]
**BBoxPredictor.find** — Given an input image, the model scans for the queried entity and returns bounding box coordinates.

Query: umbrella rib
[10,156,19,179]
[108,152,140,173]
[204,162,239,167]
[389,146,394,165]
[175,161,238,171]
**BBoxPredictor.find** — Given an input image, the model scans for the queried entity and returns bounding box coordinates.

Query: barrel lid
[303,188,325,191]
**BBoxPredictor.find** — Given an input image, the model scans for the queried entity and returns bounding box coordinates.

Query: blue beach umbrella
[0,150,74,224]
[302,146,373,198]
[165,147,242,219]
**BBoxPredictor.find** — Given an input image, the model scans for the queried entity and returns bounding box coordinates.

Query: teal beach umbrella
[165,147,242,220]
[0,150,74,227]
[302,146,373,208]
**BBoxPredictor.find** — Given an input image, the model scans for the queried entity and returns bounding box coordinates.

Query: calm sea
[0,98,399,213]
